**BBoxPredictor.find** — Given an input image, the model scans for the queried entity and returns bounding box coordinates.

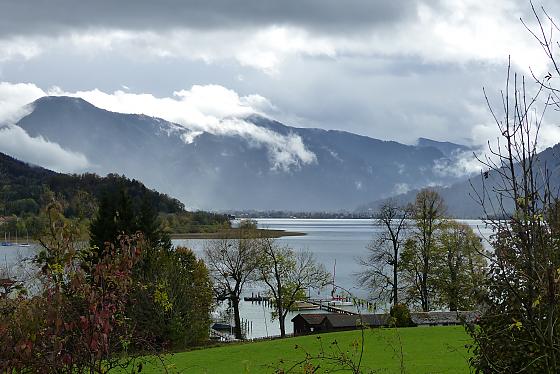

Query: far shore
[0,229,306,247]
[170,228,306,239]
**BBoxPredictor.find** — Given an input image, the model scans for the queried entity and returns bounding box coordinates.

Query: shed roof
[324,314,389,328]
[291,313,327,325]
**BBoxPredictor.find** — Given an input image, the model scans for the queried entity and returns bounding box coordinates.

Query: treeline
[0,152,230,238]
[358,189,486,315]
[231,210,372,219]
[160,211,230,233]
[0,152,184,216]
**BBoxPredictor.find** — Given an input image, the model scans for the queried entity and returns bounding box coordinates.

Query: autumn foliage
[0,203,143,373]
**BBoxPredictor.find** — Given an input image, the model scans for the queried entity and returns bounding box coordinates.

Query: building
[322,314,389,331]
[291,313,389,336]
[411,311,479,326]
[292,314,328,335]
[292,311,479,335]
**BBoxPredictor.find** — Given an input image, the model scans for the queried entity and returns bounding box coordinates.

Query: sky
[2,0,560,173]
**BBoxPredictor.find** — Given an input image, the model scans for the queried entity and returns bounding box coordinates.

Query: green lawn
[128,326,472,373]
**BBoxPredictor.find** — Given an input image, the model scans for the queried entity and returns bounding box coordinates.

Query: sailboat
[1,233,13,246]
[19,231,30,247]
[328,259,353,306]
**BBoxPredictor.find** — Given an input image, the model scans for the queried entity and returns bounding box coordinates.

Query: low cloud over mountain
[1,94,477,211]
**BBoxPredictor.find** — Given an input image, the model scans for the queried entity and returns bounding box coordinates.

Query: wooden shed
[291,313,328,335]
[292,313,389,335]
[323,314,389,331]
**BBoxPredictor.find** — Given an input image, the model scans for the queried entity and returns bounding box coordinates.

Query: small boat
[18,231,30,247]
[212,322,234,331]
[1,233,13,246]
[328,297,354,307]
[329,259,354,306]
[244,294,269,302]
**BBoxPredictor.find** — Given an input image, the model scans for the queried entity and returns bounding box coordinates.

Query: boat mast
[331,259,337,297]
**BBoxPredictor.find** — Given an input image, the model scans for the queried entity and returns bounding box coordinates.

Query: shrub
[0,203,143,373]
[390,304,415,327]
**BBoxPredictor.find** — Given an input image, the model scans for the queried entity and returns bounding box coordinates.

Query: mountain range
[359,143,560,218]
[6,96,477,212]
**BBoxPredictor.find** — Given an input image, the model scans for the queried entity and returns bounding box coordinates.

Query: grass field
[129,326,472,373]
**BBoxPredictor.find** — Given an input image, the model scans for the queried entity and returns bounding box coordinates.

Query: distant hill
[11,96,475,211]
[357,143,560,218]
[416,137,472,157]
[0,151,185,217]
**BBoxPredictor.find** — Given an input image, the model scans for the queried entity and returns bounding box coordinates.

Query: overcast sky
[1,0,560,148]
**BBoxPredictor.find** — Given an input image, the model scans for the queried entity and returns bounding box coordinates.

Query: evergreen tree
[138,195,171,251]
[89,188,136,253]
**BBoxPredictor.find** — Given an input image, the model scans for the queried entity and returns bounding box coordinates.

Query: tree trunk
[231,296,243,339]
[393,253,398,306]
[421,275,429,312]
[449,273,458,311]
[277,298,286,338]
[422,249,430,311]
[279,314,286,338]
[449,298,457,312]
[421,295,429,312]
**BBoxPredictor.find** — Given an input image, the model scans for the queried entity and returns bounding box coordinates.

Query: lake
[174,218,493,298]
[173,218,493,338]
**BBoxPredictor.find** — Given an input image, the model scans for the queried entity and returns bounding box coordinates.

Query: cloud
[0,0,556,152]
[0,125,90,173]
[1,82,316,171]
[0,82,45,124]
[61,85,316,170]
[0,82,91,173]
[434,97,560,178]
[0,1,415,38]
[0,0,554,75]
[393,183,410,195]
[433,149,481,178]
[0,38,41,62]
[56,27,337,74]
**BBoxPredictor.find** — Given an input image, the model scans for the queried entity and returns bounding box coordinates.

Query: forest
[0,151,230,238]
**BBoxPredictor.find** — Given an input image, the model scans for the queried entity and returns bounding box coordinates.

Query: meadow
[132,325,472,373]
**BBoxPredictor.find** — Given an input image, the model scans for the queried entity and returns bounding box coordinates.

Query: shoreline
[170,228,306,239]
[0,228,307,246]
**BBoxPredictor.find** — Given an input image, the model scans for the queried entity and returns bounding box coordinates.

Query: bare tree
[204,222,259,339]
[257,237,330,338]
[357,200,410,307]
[467,4,560,370]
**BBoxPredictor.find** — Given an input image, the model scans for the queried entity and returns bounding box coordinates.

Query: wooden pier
[307,300,358,315]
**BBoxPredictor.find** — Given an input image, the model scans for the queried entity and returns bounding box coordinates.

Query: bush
[129,245,213,350]
[390,304,415,327]
[0,203,143,372]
